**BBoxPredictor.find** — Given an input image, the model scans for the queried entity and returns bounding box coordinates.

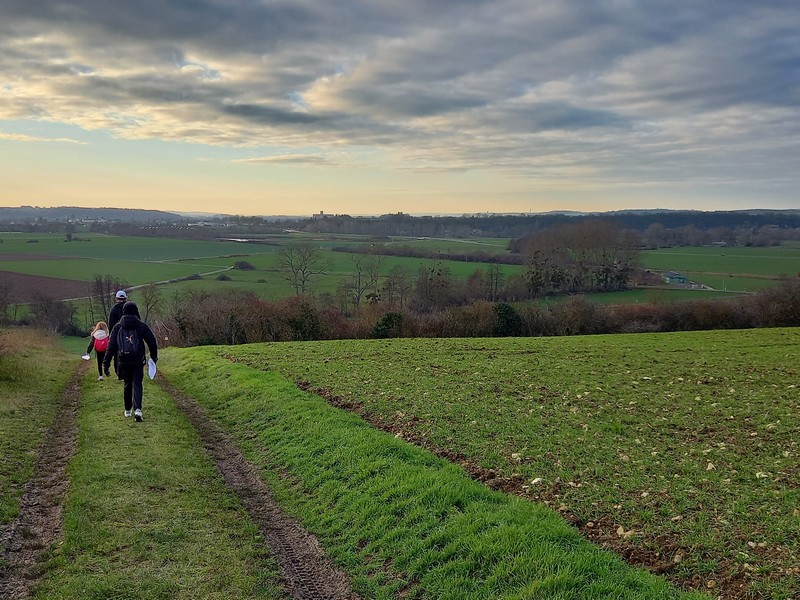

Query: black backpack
[117,325,142,363]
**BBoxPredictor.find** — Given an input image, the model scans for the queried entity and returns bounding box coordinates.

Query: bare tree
[382,266,413,309]
[0,276,14,324]
[140,283,162,323]
[30,293,77,334]
[487,264,505,301]
[278,243,326,295]
[88,274,127,323]
[342,254,385,312]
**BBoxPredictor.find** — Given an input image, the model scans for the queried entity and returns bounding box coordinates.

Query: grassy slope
[161,347,707,599]
[0,329,75,527]
[34,366,288,599]
[210,328,799,599]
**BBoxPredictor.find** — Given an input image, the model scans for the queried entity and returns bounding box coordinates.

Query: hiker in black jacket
[104,301,158,422]
[108,290,128,379]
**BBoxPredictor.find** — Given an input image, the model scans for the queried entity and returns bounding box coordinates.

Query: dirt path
[0,362,87,600]
[159,377,359,600]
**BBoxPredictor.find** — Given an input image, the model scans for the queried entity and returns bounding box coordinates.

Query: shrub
[549,296,615,336]
[373,312,405,338]
[28,295,79,335]
[517,304,559,336]
[493,302,523,336]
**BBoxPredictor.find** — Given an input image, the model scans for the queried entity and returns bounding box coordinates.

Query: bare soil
[0,362,87,599]
[159,377,359,600]
[0,270,90,303]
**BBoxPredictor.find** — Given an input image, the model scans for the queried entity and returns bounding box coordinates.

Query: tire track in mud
[158,377,359,600]
[0,362,87,600]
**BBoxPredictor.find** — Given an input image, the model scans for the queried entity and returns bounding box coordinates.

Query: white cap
[115,290,127,299]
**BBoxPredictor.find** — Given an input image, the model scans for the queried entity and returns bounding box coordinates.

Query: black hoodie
[103,313,158,370]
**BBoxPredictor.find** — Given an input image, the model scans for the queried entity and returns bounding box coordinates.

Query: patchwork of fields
[2,233,799,313]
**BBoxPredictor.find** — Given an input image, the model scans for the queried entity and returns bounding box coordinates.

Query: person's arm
[86,337,95,354]
[143,324,158,362]
[102,326,118,371]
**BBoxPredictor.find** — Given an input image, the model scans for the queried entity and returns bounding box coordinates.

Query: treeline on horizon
[3,207,800,246]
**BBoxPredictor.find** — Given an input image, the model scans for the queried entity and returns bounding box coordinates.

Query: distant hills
[0,206,183,222]
[1,206,799,234]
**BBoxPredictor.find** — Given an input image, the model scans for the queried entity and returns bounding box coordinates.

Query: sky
[1,1,799,217]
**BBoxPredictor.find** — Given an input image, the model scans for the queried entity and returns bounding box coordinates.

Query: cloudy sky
[1,1,798,216]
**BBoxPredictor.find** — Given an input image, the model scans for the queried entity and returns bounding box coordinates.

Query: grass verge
[33,365,289,599]
[161,347,707,599]
[0,329,75,528]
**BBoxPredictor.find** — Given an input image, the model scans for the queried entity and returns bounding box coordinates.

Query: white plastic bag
[147,358,157,380]
[81,354,91,361]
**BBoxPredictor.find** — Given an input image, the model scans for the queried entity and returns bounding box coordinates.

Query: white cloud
[0,130,86,144]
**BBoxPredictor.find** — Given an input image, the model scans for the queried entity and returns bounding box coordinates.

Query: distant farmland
[2,233,798,322]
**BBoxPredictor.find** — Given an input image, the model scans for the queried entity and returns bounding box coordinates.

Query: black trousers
[118,362,145,411]
[94,350,108,376]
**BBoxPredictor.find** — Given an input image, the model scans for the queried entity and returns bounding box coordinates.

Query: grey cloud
[502,102,628,132]
[1,0,798,191]
[222,103,329,126]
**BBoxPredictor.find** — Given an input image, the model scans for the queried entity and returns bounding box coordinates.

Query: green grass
[204,329,800,599]
[641,245,800,291]
[0,329,76,527]
[34,365,288,599]
[161,347,708,599]
[0,233,522,299]
[0,232,273,261]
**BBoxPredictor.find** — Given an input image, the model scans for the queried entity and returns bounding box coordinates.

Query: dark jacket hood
[120,314,140,328]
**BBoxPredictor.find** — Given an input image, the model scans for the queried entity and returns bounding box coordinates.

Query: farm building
[663,271,688,284]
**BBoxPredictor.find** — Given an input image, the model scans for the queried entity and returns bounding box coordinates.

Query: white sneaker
[134,409,143,422]
[124,410,132,418]
[98,375,104,381]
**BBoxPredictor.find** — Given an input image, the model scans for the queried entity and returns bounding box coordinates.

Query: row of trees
[511,221,639,295]
[154,280,800,346]
[6,271,798,344]
[280,222,639,307]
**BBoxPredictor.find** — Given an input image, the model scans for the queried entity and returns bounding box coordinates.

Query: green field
[211,328,799,599]
[4,326,798,598]
[0,232,520,292]
[3,234,799,318]
[641,246,800,292]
